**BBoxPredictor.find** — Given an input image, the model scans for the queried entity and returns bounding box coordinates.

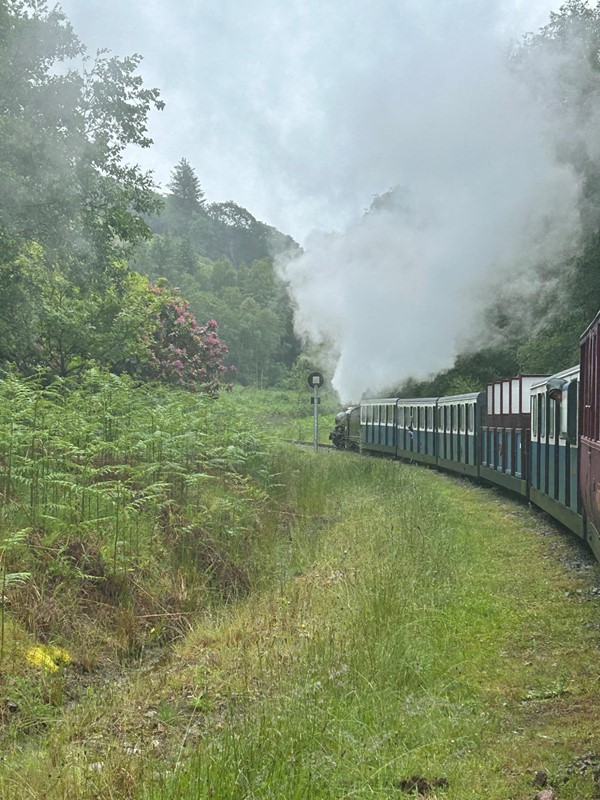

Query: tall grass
[143,454,489,799]
[141,449,600,800]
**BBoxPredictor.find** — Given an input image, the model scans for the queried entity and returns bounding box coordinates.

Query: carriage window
[549,397,555,439]
[452,406,458,433]
[540,395,546,437]
[458,404,464,433]
[532,396,538,437]
[569,379,578,443]
[468,404,474,433]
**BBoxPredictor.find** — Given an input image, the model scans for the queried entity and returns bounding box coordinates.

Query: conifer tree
[167,158,205,215]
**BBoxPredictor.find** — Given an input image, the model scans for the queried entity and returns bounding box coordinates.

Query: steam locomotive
[330,310,600,563]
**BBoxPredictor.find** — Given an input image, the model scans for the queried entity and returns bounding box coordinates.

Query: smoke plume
[277,1,587,402]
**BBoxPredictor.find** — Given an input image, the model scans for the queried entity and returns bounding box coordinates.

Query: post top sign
[308,371,324,388]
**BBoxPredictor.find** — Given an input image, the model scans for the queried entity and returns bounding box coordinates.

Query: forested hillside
[131,158,303,387]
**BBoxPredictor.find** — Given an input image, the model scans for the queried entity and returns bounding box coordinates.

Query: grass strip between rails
[139,450,600,800]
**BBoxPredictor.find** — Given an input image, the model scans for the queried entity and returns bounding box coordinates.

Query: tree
[206,202,268,264]
[0,2,164,273]
[167,158,205,215]
[0,1,165,378]
[0,240,155,377]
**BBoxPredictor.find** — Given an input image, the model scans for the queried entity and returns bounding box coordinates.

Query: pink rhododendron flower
[141,284,234,393]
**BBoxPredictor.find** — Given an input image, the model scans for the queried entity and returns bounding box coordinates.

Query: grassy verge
[144,454,600,800]
[139,458,599,800]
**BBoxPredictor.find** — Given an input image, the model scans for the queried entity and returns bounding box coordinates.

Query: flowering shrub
[143,285,233,392]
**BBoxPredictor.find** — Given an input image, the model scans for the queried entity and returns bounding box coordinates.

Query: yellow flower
[26,644,71,673]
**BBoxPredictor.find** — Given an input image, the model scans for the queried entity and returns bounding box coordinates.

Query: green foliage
[516,317,582,374]
[149,155,299,268]
[0,372,274,659]
[0,1,163,268]
[0,0,165,380]
[0,390,598,797]
[142,453,600,800]
[407,2,600,391]
[492,0,600,377]
[0,1,292,390]
[0,528,30,665]
[0,244,155,377]
[131,154,302,387]
[395,345,520,397]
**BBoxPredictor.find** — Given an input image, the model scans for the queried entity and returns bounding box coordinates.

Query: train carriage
[480,375,544,496]
[396,397,438,465]
[436,392,483,476]
[360,398,397,456]
[579,312,600,560]
[529,367,582,537]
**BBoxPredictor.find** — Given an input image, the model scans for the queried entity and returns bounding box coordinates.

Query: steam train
[329,310,600,563]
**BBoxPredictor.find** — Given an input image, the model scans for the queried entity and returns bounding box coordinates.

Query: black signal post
[308,372,324,450]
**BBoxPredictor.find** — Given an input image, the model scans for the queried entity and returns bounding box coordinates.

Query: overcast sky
[59,0,564,245]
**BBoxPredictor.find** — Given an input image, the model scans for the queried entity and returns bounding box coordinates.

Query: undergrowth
[0,372,279,746]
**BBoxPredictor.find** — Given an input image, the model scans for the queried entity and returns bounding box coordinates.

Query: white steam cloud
[277,1,586,402]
